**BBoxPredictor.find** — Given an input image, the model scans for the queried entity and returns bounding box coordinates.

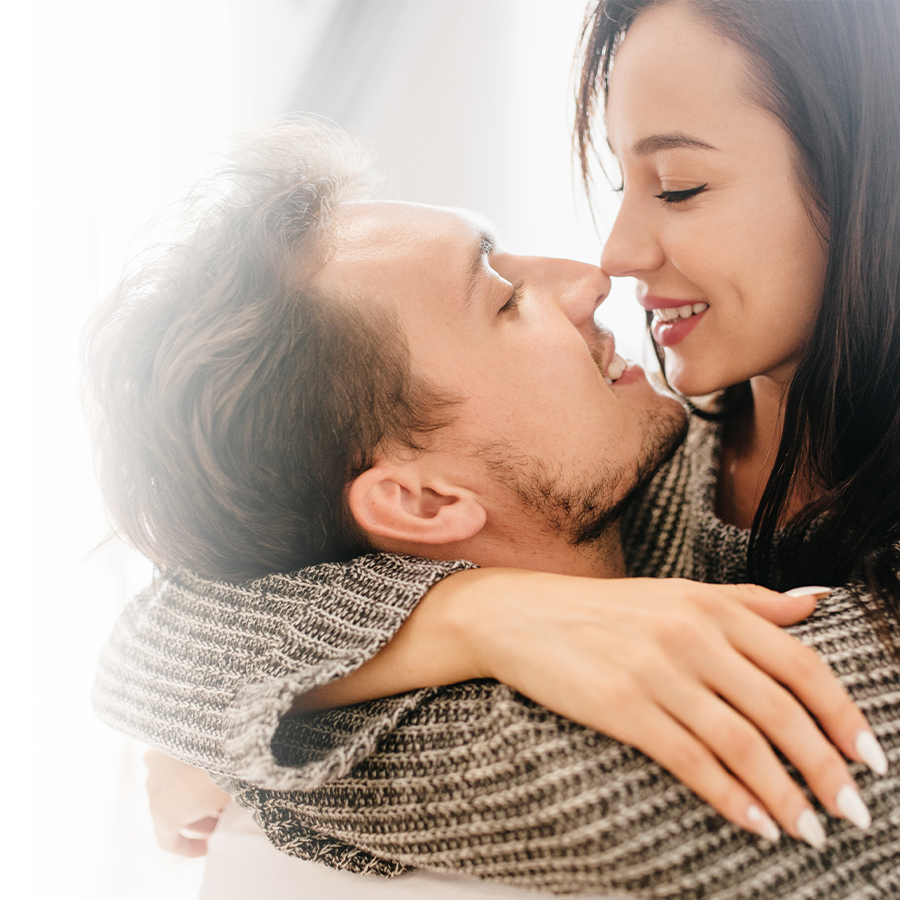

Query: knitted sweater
[93,418,900,897]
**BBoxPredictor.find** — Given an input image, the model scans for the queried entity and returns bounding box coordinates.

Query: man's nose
[556,261,611,331]
[600,197,665,278]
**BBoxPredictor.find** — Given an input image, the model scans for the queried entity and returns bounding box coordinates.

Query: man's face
[316,202,686,566]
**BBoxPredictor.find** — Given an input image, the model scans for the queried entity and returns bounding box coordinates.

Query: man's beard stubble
[570,401,687,546]
[478,400,688,552]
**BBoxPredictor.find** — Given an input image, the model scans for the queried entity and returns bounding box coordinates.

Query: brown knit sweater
[93,417,900,897]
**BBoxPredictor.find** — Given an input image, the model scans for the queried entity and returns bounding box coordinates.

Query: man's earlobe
[347,466,486,546]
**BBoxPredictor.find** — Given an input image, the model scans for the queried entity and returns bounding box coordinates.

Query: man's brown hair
[83,119,457,580]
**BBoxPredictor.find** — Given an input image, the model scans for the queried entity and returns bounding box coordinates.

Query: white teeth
[605,353,627,385]
[652,302,709,321]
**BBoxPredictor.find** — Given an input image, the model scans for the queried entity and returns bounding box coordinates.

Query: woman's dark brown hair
[576,1,900,638]
[82,119,456,581]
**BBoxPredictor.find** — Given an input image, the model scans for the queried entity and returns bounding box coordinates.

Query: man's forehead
[315,201,497,297]
[333,200,495,245]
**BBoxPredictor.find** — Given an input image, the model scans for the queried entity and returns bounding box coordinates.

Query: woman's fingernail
[784,585,832,597]
[836,785,872,829]
[856,730,889,775]
[746,805,780,841]
[796,809,826,848]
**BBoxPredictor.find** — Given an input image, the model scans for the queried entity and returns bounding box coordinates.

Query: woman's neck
[715,375,818,529]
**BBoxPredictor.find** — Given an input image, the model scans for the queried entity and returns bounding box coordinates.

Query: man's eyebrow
[630,132,717,157]
[462,229,496,311]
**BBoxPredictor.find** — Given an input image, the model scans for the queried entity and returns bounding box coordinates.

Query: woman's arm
[291,568,879,843]
[95,558,880,847]
[246,588,899,898]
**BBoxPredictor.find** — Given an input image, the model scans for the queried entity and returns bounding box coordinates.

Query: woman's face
[602,1,828,397]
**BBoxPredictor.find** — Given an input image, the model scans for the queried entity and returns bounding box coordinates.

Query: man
[84,122,682,584]
[89,121,898,897]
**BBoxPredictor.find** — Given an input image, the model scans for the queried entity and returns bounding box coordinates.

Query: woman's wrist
[443,568,586,684]
[421,567,545,681]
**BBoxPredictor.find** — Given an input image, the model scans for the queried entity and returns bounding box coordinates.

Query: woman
[94,0,900,894]
[577,0,900,590]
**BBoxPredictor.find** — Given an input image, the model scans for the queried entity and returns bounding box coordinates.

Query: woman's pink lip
[651,307,707,347]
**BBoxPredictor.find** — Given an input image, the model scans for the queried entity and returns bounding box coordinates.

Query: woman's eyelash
[655,184,707,204]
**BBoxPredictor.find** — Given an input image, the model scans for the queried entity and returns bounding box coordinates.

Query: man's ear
[347,463,487,546]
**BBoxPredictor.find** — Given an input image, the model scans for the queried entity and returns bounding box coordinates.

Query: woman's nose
[600,198,665,277]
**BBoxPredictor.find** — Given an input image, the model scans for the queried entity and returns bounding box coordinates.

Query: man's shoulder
[621,412,721,579]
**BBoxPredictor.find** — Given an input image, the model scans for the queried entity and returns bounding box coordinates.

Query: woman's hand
[293,569,886,844]
[443,571,883,846]
[144,749,230,857]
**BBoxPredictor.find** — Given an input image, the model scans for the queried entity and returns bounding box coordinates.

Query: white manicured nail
[836,785,871,829]
[746,805,780,841]
[856,730,889,775]
[784,585,832,597]
[796,809,826,848]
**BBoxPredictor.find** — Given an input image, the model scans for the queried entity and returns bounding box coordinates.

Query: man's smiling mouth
[605,353,627,385]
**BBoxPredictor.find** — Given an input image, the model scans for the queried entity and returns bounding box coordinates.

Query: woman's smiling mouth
[643,298,710,348]
[652,302,709,322]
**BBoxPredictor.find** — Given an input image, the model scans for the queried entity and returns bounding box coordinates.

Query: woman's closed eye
[655,184,707,204]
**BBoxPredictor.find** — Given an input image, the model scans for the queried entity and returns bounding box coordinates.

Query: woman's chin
[662,362,718,399]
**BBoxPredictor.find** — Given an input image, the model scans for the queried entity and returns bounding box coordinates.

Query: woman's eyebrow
[630,132,718,157]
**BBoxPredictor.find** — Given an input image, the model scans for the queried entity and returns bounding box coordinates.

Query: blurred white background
[10,1,646,897]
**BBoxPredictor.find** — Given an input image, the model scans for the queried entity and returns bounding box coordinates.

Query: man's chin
[629,397,690,495]
[479,396,689,553]
[576,397,688,545]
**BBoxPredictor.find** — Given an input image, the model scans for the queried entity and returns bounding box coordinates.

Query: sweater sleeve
[92,553,474,786]
[232,590,900,899]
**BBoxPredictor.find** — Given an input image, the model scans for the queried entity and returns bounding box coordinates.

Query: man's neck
[426,522,627,579]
